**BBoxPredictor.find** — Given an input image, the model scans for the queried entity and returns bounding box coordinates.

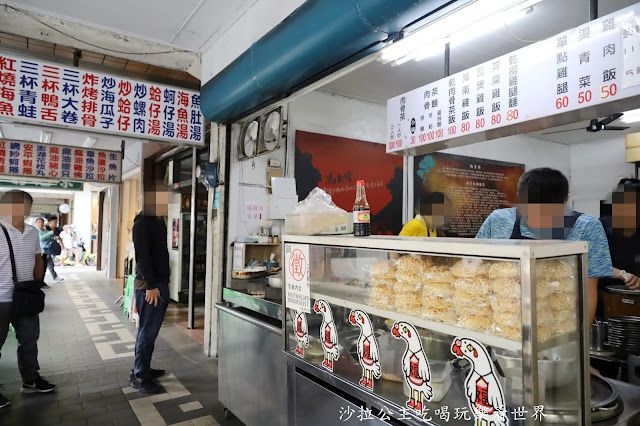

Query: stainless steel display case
[217,285,285,424]
[282,235,593,426]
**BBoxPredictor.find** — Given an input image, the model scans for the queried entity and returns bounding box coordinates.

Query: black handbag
[0,224,45,316]
[43,239,61,256]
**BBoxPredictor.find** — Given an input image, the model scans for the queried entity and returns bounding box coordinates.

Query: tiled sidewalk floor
[0,269,245,426]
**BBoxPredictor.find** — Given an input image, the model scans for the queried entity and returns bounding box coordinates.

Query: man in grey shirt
[0,190,56,409]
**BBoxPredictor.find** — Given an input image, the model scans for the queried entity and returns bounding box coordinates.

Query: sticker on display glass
[293,310,309,357]
[313,299,339,372]
[348,310,381,391]
[451,337,508,426]
[392,321,432,414]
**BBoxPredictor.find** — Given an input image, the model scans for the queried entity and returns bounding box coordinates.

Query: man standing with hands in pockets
[130,179,170,394]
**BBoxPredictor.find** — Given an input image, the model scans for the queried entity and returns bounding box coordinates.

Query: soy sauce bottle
[353,180,371,237]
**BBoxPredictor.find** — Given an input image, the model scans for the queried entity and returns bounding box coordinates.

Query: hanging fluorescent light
[621,108,640,124]
[83,137,97,148]
[40,131,52,144]
[381,0,543,64]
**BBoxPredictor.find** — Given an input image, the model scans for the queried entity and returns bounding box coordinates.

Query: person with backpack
[36,217,63,286]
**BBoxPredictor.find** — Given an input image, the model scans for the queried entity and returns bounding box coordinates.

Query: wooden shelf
[309,281,574,353]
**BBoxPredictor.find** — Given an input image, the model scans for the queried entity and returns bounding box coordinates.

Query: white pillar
[106,184,120,279]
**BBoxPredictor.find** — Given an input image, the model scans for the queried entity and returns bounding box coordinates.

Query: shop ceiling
[322,0,637,104]
[0,31,200,89]
[2,0,255,51]
[318,0,638,146]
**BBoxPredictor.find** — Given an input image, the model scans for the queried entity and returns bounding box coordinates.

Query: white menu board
[285,243,311,313]
[0,53,203,145]
[0,141,121,183]
[387,4,640,153]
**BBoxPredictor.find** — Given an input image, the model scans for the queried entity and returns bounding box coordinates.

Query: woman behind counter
[399,192,451,237]
[600,178,640,291]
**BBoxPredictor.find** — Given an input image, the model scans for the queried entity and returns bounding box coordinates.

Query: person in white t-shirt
[59,225,73,264]
[0,190,57,409]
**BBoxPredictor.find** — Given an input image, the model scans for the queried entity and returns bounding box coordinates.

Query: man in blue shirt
[476,167,612,325]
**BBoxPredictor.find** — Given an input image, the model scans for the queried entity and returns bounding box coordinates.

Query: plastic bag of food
[451,258,489,278]
[488,261,520,278]
[396,293,422,316]
[458,314,493,332]
[396,254,433,274]
[369,260,397,281]
[285,187,352,235]
[423,265,454,283]
[422,281,454,299]
[491,324,553,342]
[452,276,492,295]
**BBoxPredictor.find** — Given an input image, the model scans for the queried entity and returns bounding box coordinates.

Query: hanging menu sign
[387,4,640,153]
[0,141,122,183]
[0,53,203,145]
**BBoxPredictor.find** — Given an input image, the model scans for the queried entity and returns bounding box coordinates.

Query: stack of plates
[607,316,640,356]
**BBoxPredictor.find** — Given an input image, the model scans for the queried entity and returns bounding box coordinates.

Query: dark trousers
[42,254,58,280]
[133,285,169,378]
[0,302,40,383]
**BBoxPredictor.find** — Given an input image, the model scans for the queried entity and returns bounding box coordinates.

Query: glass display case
[282,235,592,426]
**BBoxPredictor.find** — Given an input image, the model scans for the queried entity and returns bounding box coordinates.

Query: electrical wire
[4,5,195,56]
[502,19,543,43]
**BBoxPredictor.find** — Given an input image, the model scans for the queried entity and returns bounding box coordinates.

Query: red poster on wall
[295,131,404,235]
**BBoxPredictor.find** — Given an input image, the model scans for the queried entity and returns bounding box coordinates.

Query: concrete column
[204,124,226,357]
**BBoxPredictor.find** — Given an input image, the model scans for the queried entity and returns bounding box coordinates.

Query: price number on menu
[556,96,569,110]
[506,109,519,121]
[461,122,471,132]
[578,90,592,104]
[475,118,486,129]
[600,84,618,99]
[447,126,457,136]
[388,139,403,150]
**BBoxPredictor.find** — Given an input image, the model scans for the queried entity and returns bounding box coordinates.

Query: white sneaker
[54,277,64,283]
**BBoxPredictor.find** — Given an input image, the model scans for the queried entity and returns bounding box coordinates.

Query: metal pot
[495,344,578,389]
[590,323,608,353]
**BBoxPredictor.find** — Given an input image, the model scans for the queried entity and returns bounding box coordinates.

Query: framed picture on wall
[295,130,404,235]
[413,152,524,237]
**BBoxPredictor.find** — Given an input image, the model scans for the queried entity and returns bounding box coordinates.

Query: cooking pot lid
[606,285,640,296]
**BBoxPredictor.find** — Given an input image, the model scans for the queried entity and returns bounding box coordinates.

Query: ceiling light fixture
[381,0,543,64]
[621,108,640,124]
[40,131,52,144]
[83,137,97,148]
[0,125,4,139]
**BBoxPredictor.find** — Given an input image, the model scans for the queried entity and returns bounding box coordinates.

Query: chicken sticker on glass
[292,310,309,357]
[349,310,381,391]
[314,299,339,372]
[392,321,432,415]
[451,337,508,426]
[285,243,311,313]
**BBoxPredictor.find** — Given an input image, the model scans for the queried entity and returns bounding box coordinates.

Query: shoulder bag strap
[0,224,18,285]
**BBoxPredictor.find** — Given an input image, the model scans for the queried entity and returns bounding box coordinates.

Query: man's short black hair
[47,216,58,223]
[517,167,569,204]
[0,190,33,205]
